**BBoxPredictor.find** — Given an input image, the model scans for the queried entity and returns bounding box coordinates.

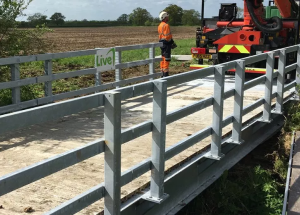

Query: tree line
[19,4,202,28]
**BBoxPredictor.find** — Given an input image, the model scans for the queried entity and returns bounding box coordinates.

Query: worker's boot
[161,72,169,78]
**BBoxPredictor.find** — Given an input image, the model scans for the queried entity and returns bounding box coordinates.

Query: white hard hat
[159,11,169,21]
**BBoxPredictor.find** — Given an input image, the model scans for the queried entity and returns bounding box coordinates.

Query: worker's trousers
[160,42,172,73]
[160,56,170,72]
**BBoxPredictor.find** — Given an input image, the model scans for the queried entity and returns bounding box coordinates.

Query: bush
[144,20,152,26]
[0,1,52,107]
[0,0,52,57]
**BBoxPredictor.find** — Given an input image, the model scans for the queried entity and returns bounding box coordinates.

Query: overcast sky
[19,0,264,21]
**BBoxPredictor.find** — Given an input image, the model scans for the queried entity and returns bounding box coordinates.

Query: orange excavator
[190,0,300,75]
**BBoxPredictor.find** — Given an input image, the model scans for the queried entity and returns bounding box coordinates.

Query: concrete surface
[156,55,193,61]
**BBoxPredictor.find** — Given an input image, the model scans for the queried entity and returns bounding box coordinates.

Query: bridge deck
[0,76,268,215]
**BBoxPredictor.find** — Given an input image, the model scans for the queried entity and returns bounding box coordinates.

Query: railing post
[228,60,245,144]
[95,52,102,93]
[149,44,155,81]
[143,80,168,203]
[115,49,122,88]
[10,64,20,105]
[206,66,225,160]
[275,49,286,114]
[262,52,275,122]
[44,60,53,99]
[104,91,121,215]
[296,45,300,99]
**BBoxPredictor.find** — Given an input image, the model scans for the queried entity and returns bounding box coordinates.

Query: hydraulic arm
[276,0,299,18]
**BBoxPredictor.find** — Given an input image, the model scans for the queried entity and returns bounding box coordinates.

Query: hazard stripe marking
[218,45,251,54]
[235,45,250,54]
[219,45,233,53]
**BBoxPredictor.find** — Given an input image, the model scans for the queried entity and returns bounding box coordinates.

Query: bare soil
[45,27,196,53]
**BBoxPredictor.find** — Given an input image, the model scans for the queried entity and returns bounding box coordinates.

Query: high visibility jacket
[158,21,172,42]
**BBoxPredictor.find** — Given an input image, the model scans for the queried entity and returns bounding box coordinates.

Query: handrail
[0,42,163,114]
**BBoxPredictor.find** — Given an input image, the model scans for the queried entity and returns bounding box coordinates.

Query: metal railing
[0,42,162,114]
[0,44,300,215]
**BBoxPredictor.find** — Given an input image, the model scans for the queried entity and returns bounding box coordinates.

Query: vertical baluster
[275,49,286,114]
[229,60,245,144]
[10,64,20,105]
[262,52,275,122]
[149,44,155,81]
[104,91,121,215]
[115,50,122,88]
[44,60,53,100]
[207,66,225,160]
[143,80,169,203]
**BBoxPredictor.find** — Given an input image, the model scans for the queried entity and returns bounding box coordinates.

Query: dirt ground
[45,26,196,52]
[0,79,267,215]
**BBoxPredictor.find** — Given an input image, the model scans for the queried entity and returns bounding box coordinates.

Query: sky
[19,0,265,21]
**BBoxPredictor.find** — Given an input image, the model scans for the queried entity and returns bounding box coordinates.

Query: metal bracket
[257,117,273,124]
[271,110,283,115]
[142,192,169,204]
[204,152,225,161]
[226,138,245,145]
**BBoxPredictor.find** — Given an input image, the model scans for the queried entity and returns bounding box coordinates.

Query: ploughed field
[45,26,197,52]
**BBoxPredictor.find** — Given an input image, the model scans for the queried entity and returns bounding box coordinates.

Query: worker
[158,11,177,77]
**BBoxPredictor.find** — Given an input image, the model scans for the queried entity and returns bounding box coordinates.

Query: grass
[0,38,196,107]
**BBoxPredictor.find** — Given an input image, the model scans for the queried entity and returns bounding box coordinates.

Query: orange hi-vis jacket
[158,21,173,42]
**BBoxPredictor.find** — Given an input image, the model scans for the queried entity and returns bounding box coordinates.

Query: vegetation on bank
[178,101,300,215]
